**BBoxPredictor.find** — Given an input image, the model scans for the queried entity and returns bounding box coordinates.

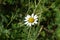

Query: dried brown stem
[36,25,43,39]
[44,27,54,33]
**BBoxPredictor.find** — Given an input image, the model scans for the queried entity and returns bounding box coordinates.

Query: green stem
[27,27,31,39]
[33,0,42,14]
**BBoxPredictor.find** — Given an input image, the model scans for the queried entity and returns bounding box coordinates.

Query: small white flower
[24,13,38,26]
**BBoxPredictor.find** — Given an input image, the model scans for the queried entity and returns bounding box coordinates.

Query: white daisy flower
[24,13,38,26]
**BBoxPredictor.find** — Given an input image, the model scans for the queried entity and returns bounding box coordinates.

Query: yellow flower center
[28,17,35,23]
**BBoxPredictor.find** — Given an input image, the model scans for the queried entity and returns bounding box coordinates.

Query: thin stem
[35,25,43,40]
[26,0,30,14]
[38,11,43,26]
[7,18,12,27]
[7,5,17,27]
[33,0,41,14]
[37,26,43,37]
[27,27,31,39]
[44,27,54,33]
[7,13,17,27]
[35,0,36,7]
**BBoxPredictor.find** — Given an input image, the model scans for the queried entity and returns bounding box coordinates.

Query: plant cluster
[0,0,60,40]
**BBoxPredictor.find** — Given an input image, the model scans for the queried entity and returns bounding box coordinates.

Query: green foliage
[0,0,60,40]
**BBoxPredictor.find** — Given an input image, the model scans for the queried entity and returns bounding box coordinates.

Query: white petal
[24,22,28,24]
[31,13,34,17]
[32,22,34,25]
[35,19,38,21]
[25,17,28,20]
[28,23,32,26]
[24,20,27,21]
[34,21,37,24]
[25,15,31,20]
[34,15,38,19]
[27,15,31,18]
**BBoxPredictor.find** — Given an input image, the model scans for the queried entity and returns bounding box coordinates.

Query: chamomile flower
[24,13,38,26]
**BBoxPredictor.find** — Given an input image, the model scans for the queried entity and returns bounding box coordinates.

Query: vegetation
[0,0,60,40]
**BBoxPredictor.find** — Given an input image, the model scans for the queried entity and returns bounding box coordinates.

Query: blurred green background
[0,0,60,40]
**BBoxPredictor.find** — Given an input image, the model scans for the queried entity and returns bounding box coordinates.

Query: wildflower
[24,13,38,26]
